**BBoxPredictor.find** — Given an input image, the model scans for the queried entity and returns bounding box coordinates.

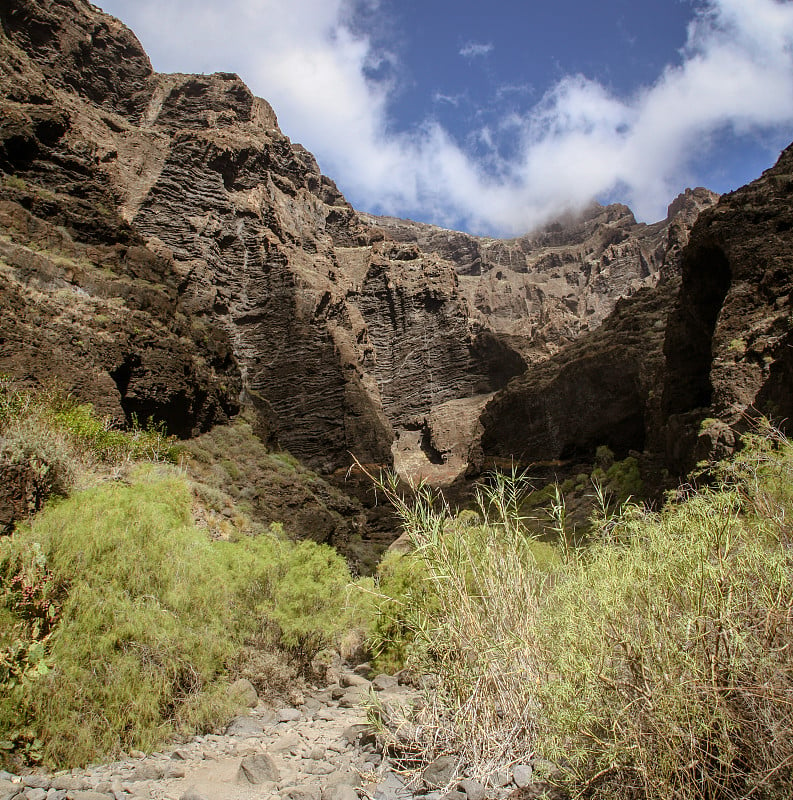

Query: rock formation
[478,145,793,487]
[4,0,786,514]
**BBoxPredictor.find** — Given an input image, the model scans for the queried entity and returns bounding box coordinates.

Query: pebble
[0,668,545,800]
[511,764,533,788]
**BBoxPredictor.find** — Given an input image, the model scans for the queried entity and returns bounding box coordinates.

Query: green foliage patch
[0,472,360,768]
[367,429,793,799]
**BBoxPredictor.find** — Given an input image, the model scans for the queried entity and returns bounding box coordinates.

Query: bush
[0,468,360,768]
[367,431,793,799]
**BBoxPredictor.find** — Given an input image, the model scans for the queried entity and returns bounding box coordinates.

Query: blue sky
[98,0,793,235]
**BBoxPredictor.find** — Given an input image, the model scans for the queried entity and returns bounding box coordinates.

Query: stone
[45,791,67,800]
[50,778,90,792]
[164,765,185,779]
[371,675,398,692]
[229,678,259,708]
[179,791,209,800]
[23,790,46,800]
[457,779,485,800]
[281,788,321,800]
[237,754,280,785]
[323,772,361,790]
[340,725,376,747]
[338,673,370,689]
[225,716,264,737]
[130,764,163,782]
[270,734,303,753]
[422,756,457,789]
[276,708,303,723]
[338,688,367,709]
[511,765,533,788]
[310,746,326,760]
[21,779,48,791]
[321,786,358,800]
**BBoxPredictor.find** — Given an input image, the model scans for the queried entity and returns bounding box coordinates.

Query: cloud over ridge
[106,0,793,235]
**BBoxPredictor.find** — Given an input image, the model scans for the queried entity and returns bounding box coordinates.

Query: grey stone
[130,764,163,782]
[277,708,302,723]
[371,771,409,800]
[0,791,21,800]
[229,678,259,708]
[340,725,377,748]
[225,716,264,737]
[310,746,326,760]
[21,779,49,791]
[0,775,15,783]
[322,772,361,791]
[489,769,511,788]
[301,698,322,714]
[23,790,46,800]
[270,734,302,754]
[50,778,90,792]
[46,791,67,800]
[67,793,114,800]
[439,793,465,800]
[338,688,367,709]
[371,674,399,692]
[164,765,185,779]
[179,791,209,800]
[457,779,485,800]
[321,786,358,800]
[512,765,533,788]
[281,788,321,800]
[339,673,370,689]
[422,756,457,789]
[237,753,280,785]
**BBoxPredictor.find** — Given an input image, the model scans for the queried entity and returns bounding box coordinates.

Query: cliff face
[478,145,793,485]
[362,190,716,367]
[3,0,756,504]
[659,143,793,473]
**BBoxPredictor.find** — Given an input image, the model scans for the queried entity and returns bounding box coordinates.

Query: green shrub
[245,537,361,673]
[0,467,360,768]
[366,431,793,799]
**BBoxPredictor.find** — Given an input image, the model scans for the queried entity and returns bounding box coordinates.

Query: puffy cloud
[100,0,793,234]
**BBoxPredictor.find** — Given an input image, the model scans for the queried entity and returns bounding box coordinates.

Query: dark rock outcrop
[478,146,793,485]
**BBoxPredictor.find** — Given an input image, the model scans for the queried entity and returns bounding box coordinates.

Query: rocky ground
[0,670,551,800]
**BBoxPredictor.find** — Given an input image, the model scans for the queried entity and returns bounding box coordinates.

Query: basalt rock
[658,142,793,473]
[1,0,733,515]
[479,146,793,486]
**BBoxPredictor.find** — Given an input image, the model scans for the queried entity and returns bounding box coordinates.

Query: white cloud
[99,0,793,235]
[459,41,494,59]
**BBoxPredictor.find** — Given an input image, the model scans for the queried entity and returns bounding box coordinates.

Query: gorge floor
[0,669,546,800]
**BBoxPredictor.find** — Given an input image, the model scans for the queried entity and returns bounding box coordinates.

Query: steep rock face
[0,1,240,434]
[363,190,716,366]
[479,146,793,484]
[659,143,793,473]
[1,0,720,503]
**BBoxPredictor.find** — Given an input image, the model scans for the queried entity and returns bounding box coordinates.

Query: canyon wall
[3,0,789,510]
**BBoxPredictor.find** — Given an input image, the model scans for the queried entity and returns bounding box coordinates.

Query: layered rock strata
[1,0,738,501]
[478,145,793,484]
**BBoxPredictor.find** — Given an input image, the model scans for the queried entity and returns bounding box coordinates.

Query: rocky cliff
[1,0,713,493]
[6,0,783,521]
[478,144,793,488]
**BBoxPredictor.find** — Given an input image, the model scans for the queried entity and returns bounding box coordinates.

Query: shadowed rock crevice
[662,244,732,416]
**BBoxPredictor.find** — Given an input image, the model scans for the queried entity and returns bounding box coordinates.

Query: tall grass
[367,430,793,799]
